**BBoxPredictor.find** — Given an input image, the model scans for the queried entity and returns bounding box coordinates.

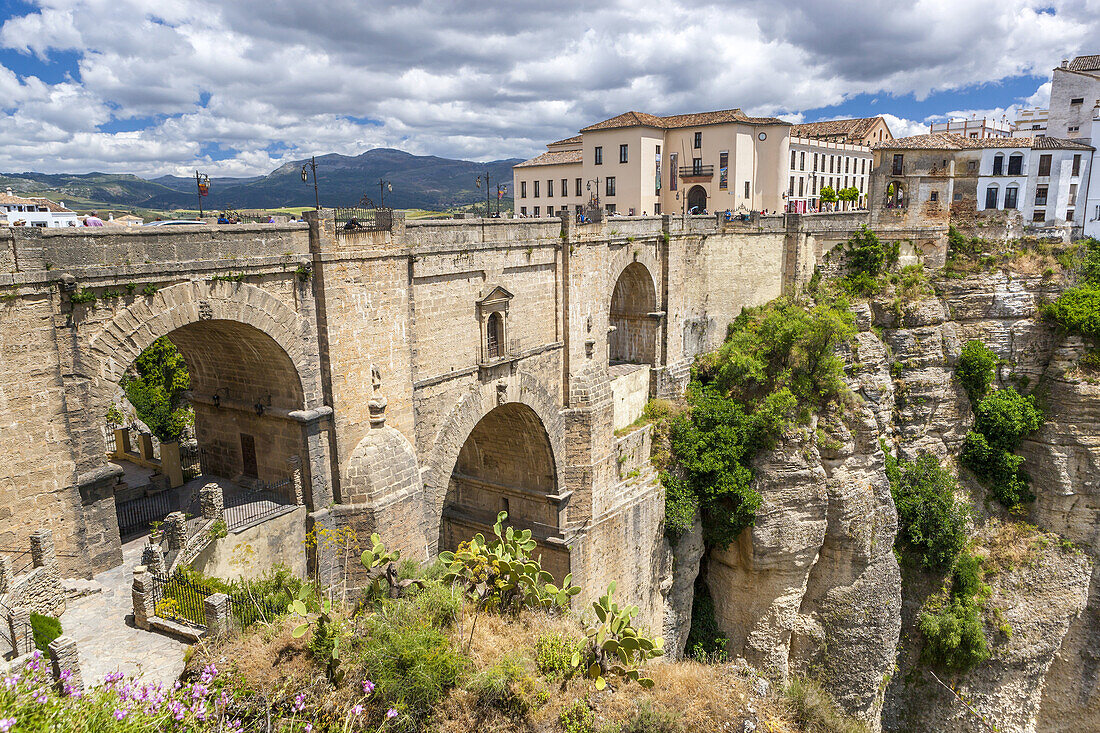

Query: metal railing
[180,443,203,480]
[678,165,714,178]
[223,478,296,531]
[116,492,175,538]
[0,601,33,660]
[150,570,213,629]
[227,593,284,629]
[334,207,393,235]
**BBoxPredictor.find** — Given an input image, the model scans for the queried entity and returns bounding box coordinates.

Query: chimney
[5,188,11,196]
[1061,59,1069,68]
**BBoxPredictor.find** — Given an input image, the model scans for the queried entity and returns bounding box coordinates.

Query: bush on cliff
[960,386,1043,508]
[663,296,855,547]
[1045,237,1100,339]
[884,450,971,571]
[955,340,998,404]
[121,336,193,443]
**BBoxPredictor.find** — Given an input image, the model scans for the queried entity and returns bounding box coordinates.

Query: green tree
[818,185,838,208]
[837,186,860,210]
[886,451,971,571]
[955,340,998,404]
[122,336,193,443]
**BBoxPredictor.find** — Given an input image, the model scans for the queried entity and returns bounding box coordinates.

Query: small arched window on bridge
[477,285,513,364]
[487,312,503,360]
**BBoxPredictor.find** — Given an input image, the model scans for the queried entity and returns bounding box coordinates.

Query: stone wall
[0,529,65,618]
[192,506,307,580]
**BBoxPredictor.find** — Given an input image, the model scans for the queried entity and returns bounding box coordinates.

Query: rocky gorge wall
[661,269,1098,733]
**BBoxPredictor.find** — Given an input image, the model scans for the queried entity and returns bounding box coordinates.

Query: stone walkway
[60,537,188,686]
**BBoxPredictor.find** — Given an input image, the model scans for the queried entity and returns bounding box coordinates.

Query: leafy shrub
[961,432,1032,506]
[685,580,728,661]
[951,552,986,599]
[960,386,1043,508]
[122,336,192,443]
[972,387,1043,450]
[918,598,990,671]
[665,296,855,547]
[846,226,886,278]
[559,699,595,733]
[468,653,539,717]
[955,340,998,403]
[783,677,871,733]
[886,450,971,571]
[30,613,62,652]
[535,632,583,679]
[1045,284,1100,338]
[409,580,461,629]
[620,701,684,733]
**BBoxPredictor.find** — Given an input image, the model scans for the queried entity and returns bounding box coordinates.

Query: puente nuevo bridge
[0,211,941,628]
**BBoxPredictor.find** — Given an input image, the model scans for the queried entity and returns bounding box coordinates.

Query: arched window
[993,153,1004,176]
[1004,185,1019,210]
[984,184,999,210]
[1008,153,1024,176]
[486,311,503,360]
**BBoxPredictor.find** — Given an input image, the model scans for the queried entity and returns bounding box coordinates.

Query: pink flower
[113,709,128,720]
[361,680,375,695]
[386,708,398,719]
[352,704,364,715]
[304,725,313,733]
[0,718,15,733]
[294,693,306,712]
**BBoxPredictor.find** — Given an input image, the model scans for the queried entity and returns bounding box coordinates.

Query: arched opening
[984,184,999,210]
[1008,153,1024,176]
[687,185,707,214]
[609,262,657,366]
[1005,185,1019,210]
[884,181,905,208]
[993,153,1005,176]
[486,311,503,360]
[106,319,307,540]
[441,402,566,577]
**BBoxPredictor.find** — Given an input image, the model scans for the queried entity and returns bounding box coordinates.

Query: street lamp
[377,179,393,209]
[301,156,320,211]
[195,171,210,217]
[476,172,493,218]
[496,183,507,217]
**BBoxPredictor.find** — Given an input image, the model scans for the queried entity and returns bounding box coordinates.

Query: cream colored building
[780,117,890,212]
[514,109,791,218]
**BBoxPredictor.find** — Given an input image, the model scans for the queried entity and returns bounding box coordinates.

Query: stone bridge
[0,210,929,625]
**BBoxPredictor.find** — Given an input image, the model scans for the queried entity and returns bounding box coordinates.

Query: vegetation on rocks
[884,447,971,572]
[1044,236,1100,339]
[120,336,193,443]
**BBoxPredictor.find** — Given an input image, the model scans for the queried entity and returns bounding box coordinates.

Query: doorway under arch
[441,402,566,577]
[609,262,657,366]
[687,185,707,214]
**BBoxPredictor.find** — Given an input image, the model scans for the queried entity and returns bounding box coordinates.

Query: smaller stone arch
[609,262,658,365]
[687,185,707,213]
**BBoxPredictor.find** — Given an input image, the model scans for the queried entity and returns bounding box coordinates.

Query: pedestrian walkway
[60,537,188,686]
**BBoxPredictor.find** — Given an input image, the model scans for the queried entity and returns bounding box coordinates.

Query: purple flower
[0,718,15,733]
[294,693,306,712]
[304,724,313,733]
[113,709,128,720]
[200,664,218,684]
[386,708,398,719]
[352,704,364,715]
[361,680,375,695]
[59,669,72,681]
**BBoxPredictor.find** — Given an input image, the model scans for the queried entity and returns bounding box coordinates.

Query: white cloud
[0,0,1093,175]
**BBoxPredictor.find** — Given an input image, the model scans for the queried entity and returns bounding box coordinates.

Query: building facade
[869,133,1093,235]
[0,189,79,227]
[929,118,1014,139]
[790,116,893,146]
[786,136,873,212]
[513,109,791,218]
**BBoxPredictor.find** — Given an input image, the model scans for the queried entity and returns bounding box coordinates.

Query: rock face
[661,517,704,660]
[693,271,1100,732]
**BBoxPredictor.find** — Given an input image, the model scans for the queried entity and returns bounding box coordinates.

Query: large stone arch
[609,261,658,365]
[422,369,565,555]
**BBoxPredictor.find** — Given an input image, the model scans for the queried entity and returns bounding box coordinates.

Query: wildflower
[200,663,218,684]
[59,669,72,681]
[352,704,364,715]
[113,709,128,721]
[294,693,306,712]
[361,680,375,695]
[386,708,398,719]
[304,725,313,733]
[0,718,14,733]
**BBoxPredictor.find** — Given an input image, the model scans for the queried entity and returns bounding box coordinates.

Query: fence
[150,570,213,629]
[226,593,284,629]
[334,207,392,236]
[180,443,203,480]
[116,492,175,538]
[0,601,33,660]
[223,478,297,531]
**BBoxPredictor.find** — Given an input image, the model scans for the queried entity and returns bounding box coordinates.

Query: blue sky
[0,1,1087,177]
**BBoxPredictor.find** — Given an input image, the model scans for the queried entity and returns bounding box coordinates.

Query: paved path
[60,538,188,687]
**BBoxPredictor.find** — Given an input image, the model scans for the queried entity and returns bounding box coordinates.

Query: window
[1069,183,1078,207]
[992,154,1004,175]
[1038,154,1052,177]
[930,191,938,202]
[845,157,849,173]
[533,206,540,216]
[562,178,568,197]
[985,185,999,209]
[967,161,976,173]
[791,150,797,169]
[719,151,728,189]
[969,132,979,138]
[1033,210,1046,223]
[814,153,819,171]
[1073,154,1082,176]
[693,131,702,149]
[547,179,553,197]
[953,192,962,201]
[594,146,603,165]
[620,144,628,163]
[605,203,616,214]
[533,180,540,198]
[606,177,616,196]
[744,181,750,199]
[1004,186,1018,209]
[520,206,527,216]
[798,178,804,197]
[1069,125,1080,133]
[789,176,795,196]
[521,181,527,198]
[486,312,503,360]
[1035,185,1048,206]
[892,154,904,175]
[669,153,677,190]
[1008,154,1023,175]
[654,203,661,214]
[861,159,866,174]
[829,156,834,173]
[800,152,805,171]
[1071,97,1084,105]
[546,206,553,216]
[1067,209,1076,221]
[656,145,660,155]
[692,157,702,175]
[576,178,582,196]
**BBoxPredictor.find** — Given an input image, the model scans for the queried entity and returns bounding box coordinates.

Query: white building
[1014,109,1048,138]
[786,136,872,212]
[975,138,1093,230]
[0,188,79,227]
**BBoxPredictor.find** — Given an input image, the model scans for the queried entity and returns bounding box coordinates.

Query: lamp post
[301,156,319,211]
[378,179,392,209]
[585,177,601,208]
[495,183,507,217]
[476,173,492,218]
[195,171,210,217]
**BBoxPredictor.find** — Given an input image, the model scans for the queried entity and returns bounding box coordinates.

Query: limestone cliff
[667,270,1099,733]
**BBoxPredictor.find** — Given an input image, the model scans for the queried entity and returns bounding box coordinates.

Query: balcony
[678,165,714,181]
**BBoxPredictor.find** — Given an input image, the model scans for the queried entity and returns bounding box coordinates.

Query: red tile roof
[872,133,1093,152]
[1067,55,1100,72]
[514,149,583,168]
[547,135,582,147]
[579,108,787,132]
[791,117,888,142]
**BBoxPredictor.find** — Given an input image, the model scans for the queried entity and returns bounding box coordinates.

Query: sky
[0,0,1093,178]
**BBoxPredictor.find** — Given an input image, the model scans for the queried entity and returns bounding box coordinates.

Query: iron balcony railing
[678,165,714,178]
[335,207,393,235]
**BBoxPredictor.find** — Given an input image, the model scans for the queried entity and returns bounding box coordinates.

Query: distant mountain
[0,149,523,213]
